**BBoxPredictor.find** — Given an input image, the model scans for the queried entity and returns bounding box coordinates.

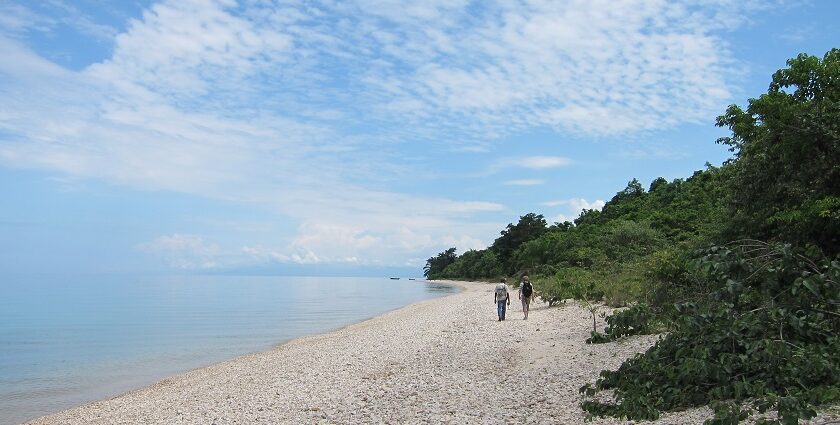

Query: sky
[0,0,838,276]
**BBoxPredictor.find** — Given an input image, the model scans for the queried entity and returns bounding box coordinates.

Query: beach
[21,280,782,424]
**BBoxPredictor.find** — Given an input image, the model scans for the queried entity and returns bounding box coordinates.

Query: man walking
[494,278,510,321]
[519,275,533,320]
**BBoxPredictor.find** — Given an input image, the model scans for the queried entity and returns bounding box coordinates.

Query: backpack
[495,283,508,300]
[521,281,533,298]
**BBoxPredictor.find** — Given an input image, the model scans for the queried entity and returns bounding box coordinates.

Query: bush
[587,303,654,344]
[642,245,715,310]
[600,261,647,307]
[535,267,602,306]
[580,242,840,424]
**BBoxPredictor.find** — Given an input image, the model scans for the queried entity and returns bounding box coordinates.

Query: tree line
[424,50,840,424]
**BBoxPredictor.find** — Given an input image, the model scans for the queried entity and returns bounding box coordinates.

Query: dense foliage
[491,212,549,274]
[581,242,840,424]
[422,247,457,278]
[587,303,654,344]
[717,50,840,253]
[423,49,840,423]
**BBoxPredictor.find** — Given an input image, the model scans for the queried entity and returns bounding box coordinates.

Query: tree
[599,178,647,222]
[648,177,668,192]
[423,247,457,279]
[491,213,548,273]
[716,49,840,255]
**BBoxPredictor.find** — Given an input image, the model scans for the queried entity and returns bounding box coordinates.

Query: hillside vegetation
[424,50,840,424]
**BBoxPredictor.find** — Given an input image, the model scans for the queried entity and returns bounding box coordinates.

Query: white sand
[25,281,837,424]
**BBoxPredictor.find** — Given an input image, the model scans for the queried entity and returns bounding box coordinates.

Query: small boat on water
[408,278,416,280]
[389,277,400,280]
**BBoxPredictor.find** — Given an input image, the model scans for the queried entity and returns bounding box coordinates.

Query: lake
[0,275,457,424]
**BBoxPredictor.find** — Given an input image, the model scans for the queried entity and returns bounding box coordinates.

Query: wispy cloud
[486,155,573,175]
[776,25,812,44]
[542,198,606,210]
[0,3,53,35]
[0,2,117,41]
[0,0,769,267]
[137,234,221,270]
[543,197,606,223]
[504,179,544,186]
[518,156,572,169]
[351,0,747,139]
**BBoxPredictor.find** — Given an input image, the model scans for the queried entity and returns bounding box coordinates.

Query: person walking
[519,275,533,320]
[494,278,510,321]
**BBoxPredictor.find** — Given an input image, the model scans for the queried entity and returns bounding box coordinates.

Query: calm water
[0,275,456,424]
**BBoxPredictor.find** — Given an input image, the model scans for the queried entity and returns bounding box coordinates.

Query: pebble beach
[27,280,836,424]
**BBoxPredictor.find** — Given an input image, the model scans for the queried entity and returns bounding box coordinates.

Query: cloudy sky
[0,0,837,275]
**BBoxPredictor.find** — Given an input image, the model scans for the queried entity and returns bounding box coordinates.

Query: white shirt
[495,283,509,301]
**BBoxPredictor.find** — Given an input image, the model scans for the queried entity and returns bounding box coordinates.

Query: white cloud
[552,213,575,224]
[241,246,290,263]
[0,0,771,268]
[440,235,486,252]
[487,155,573,175]
[518,156,573,169]
[290,249,321,265]
[353,0,745,138]
[544,197,606,224]
[137,234,221,269]
[504,179,544,186]
[570,198,606,212]
[0,3,51,35]
[0,2,117,42]
[290,222,381,262]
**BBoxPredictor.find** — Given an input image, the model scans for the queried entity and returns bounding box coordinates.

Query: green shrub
[580,242,840,424]
[587,303,654,344]
[535,267,602,306]
[642,246,715,310]
[600,261,647,307]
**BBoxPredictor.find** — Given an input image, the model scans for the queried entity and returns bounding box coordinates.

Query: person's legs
[501,301,507,320]
[522,296,529,319]
[497,301,504,320]
[524,296,531,319]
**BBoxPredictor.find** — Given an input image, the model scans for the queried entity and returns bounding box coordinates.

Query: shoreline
[25,279,705,424]
[259,280,466,354]
[20,280,745,424]
[5,275,461,425]
[16,279,465,424]
[15,279,462,425]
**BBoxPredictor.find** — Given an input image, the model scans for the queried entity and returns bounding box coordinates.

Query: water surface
[0,275,456,424]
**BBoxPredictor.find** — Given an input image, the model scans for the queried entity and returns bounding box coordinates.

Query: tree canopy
[717,49,840,254]
[423,247,456,278]
[489,212,548,274]
[421,49,840,424]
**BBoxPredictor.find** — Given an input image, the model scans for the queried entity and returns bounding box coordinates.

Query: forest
[424,50,839,424]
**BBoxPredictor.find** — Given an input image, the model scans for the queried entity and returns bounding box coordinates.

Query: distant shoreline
[6,277,457,425]
[23,280,736,424]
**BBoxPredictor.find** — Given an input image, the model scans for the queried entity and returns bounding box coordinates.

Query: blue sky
[0,0,838,275]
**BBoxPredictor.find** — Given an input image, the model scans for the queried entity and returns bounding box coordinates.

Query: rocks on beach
[26,281,836,424]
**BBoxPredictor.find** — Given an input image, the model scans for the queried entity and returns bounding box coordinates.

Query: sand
[25,281,838,424]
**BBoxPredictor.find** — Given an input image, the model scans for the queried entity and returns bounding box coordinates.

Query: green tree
[423,247,457,279]
[598,178,647,222]
[649,177,668,192]
[716,49,840,255]
[491,213,548,273]
[580,49,840,424]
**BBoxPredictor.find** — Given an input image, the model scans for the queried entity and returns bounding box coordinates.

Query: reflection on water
[424,281,461,293]
[0,275,457,425]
